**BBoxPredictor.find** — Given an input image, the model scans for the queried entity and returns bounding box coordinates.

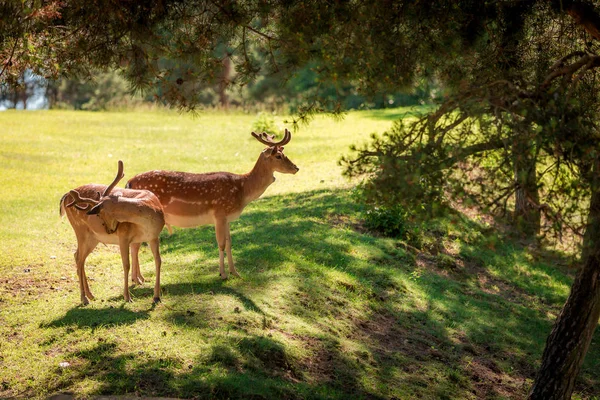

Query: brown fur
[61,171,165,305]
[126,133,299,279]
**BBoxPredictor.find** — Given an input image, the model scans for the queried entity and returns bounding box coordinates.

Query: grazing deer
[60,160,165,305]
[126,129,299,279]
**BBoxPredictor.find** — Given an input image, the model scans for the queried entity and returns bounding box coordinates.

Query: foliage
[1,110,599,400]
[0,1,455,112]
[247,61,437,113]
[251,112,278,135]
[0,70,45,109]
[363,203,408,239]
[47,70,149,110]
[341,2,600,243]
[42,61,436,111]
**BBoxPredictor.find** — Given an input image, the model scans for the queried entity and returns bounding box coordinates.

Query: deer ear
[87,203,103,215]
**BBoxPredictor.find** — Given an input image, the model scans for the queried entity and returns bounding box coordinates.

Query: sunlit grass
[0,109,598,399]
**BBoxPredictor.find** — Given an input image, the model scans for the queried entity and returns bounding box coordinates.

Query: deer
[60,160,165,305]
[126,129,299,280]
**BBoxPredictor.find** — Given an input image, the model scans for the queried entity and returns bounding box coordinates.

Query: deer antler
[66,189,100,210]
[251,128,291,147]
[103,160,124,197]
[65,161,124,210]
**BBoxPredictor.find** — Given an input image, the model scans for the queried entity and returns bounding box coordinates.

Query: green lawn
[0,109,598,399]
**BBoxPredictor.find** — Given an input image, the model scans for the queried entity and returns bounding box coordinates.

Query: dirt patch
[271,329,331,384]
[272,327,361,387]
[302,338,340,384]
[328,213,369,234]
[351,311,447,362]
[411,242,562,318]
[352,311,531,399]
[0,274,73,299]
[466,357,528,399]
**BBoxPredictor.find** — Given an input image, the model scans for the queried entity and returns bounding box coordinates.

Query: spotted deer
[126,129,299,279]
[60,160,165,305]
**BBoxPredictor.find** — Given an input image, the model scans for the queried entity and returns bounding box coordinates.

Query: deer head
[251,128,299,174]
[66,160,126,234]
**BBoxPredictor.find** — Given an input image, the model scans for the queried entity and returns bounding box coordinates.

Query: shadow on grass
[42,334,379,400]
[36,188,599,399]
[41,304,151,329]
[43,340,179,397]
[160,282,264,314]
[148,190,556,397]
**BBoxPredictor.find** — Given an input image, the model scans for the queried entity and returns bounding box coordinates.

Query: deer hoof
[220,273,228,280]
[153,297,161,304]
[231,271,242,278]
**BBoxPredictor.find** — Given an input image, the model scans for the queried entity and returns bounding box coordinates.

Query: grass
[0,108,599,399]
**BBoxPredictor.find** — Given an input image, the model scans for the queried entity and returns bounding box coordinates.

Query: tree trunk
[500,4,541,239]
[45,81,58,109]
[528,177,600,399]
[513,141,541,238]
[9,89,18,109]
[20,88,28,110]
[218,56,231,110]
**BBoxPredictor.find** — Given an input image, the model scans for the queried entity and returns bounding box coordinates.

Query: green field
[0,109,598,399]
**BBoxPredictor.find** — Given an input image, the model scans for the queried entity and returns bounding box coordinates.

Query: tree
[334,2,600,398]
[3,1,600,398]
[0,70,45,109]
[46,71,151,110]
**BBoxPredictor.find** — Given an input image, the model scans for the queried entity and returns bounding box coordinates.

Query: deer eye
[275,154,282,159]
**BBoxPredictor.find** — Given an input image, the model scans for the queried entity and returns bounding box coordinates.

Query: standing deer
[126,129,299,279]
[60,160,165,305]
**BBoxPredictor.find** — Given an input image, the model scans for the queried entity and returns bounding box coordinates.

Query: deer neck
[243,156,275,204]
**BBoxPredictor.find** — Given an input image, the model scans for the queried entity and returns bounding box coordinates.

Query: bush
[252,112,278,135]
[436,253,457,270]
[363,204,408,238]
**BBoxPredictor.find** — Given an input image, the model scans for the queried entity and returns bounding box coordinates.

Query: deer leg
[225,224,241,278]
[119,237,132,302]
[81,266,94,301]
[74,237,98,305]
[149,238,162,303]
[215,218,228,279]
[130,242,145,284]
